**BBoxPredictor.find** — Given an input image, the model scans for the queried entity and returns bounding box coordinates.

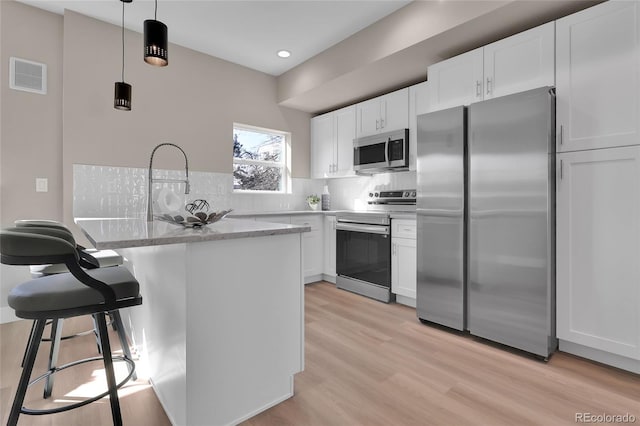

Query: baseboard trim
[322,274,336,284]
[0,306,19,324]
[559,339,640,374]
[396,295,416,308]
[304,274,324,284]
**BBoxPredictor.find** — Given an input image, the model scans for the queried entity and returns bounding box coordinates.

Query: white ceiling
[17,0,411,76]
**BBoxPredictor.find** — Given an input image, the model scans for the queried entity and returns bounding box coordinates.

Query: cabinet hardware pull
[486,77,492,95]
[376,119,379,130]
[380,118,385,129]
[476,81,482,97]
[560,159,563,180]
[559,125,563,145]
[392,243,396,255]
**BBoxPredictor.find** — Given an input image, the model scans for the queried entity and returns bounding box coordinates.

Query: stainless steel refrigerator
[417,87,557,358]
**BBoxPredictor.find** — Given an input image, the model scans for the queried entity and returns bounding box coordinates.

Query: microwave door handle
[385,138,391,165]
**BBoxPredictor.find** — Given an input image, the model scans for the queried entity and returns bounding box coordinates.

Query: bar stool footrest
[20,355,135,416]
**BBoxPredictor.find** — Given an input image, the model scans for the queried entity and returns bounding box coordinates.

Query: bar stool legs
[44,318,63,398]
[8,318,46,426]
[96,312,123,426]
[111,310,137,381]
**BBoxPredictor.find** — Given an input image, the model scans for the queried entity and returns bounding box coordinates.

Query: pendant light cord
[155,0,158,20]
[121,0,125,82]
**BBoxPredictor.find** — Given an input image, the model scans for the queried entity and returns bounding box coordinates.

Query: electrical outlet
[35,178,48,193]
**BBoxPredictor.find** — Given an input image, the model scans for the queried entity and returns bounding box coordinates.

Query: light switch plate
[35,178,48,192]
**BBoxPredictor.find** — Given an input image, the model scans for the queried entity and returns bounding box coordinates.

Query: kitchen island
[76,217,309,426]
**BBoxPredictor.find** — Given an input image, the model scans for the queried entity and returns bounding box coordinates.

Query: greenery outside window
[233,123,291,193]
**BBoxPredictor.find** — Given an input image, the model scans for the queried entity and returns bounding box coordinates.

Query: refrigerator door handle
[416,209,463,218]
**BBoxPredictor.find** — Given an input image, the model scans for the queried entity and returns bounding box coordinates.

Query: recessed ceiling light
[277,50,291,58]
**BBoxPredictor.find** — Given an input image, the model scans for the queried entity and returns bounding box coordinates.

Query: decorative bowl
[155,209,233,228]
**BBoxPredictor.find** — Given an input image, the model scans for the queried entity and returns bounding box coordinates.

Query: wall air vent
[9,57,47,95]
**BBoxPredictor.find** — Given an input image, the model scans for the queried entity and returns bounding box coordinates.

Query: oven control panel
[367,189,416,205]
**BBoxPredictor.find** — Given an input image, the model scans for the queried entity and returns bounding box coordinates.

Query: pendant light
[144,0,168,66]
[114,0,132,110]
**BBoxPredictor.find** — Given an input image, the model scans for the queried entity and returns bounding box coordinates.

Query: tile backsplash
[326,171,417,210]
[73,164,326,218]
[73,164,417,218]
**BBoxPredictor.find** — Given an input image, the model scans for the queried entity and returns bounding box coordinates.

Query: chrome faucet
[147,143,190,222]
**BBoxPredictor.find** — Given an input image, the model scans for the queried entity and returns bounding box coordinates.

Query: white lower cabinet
[291,215,324,284]
[323,215,336,282]
[241,214,324,284]
[557,146,640,365]
[391,219,417,303]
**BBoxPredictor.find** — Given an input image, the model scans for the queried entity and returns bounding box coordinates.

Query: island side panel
[118,244,188,426]
[185,233,304,426]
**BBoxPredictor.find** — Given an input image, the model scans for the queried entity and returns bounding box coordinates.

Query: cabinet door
[557,146,640,360]
[382,88,409,132]
[428,48,483,112]
[392,237,417,299]
[323,216,336,278]
[311,112,335,178]
[484,21,555,99]
[356,97,382,138]
[292,216,324,280]
[334,105,356,174]
[409,81,429,171]
[556,1,640,152]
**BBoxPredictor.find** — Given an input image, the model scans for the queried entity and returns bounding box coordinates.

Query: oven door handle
[336,222,389,235]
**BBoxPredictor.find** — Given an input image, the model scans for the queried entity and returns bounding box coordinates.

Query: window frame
[232,123,292,194]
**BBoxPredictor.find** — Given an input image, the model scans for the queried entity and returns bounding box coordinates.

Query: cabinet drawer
[392,219,416,239]
[256,215,291,224]
[291,215,323,232]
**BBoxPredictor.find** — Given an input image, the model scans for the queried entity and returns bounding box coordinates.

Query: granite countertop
[75,217,310,250]
[228,210,338,217]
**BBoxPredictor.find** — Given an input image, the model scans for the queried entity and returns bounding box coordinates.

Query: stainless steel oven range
[336,211,393,303]
[335,189,416,303]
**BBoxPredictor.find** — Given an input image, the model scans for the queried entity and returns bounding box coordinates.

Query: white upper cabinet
[409,81,429,171]
[484,21,555,99]
[356,88,409,138]
[311,112,334,178]
[556,0,640,152]
[428,48,483,112]
[556,146,640,360]
[334,106,356,174]
[310,105,356,179]
[428,22,554,112]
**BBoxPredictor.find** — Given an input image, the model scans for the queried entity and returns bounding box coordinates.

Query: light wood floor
[0,316,171,425]
[244,282,640,426]
[2,281,639,425]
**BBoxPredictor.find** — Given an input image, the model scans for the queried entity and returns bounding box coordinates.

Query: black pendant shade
[144,19,168,66]
[114,0,131,111]
[114,81,132,110]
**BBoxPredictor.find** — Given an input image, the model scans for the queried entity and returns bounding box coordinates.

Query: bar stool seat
[9,266,139,317]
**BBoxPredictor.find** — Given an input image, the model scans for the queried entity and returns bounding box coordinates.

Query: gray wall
[0,1,311,315]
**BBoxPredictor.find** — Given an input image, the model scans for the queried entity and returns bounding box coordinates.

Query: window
[233,124,290,193]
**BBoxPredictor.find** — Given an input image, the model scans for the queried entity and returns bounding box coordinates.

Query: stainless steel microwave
[353,128,409,174]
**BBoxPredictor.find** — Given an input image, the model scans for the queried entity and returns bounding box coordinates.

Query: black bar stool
[1,227,142,426]
[12,220,136,397]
